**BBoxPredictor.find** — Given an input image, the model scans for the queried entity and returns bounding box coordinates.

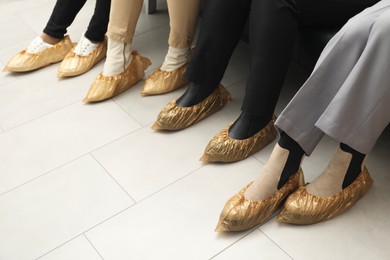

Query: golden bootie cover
[277,167,373,225]
[141,63,189,96]
[83,51,151,103]
[152,85,232,131]
[4,35,73,72]
[201,115,277,163]
[58,37,107,78]
[216,169,305,232]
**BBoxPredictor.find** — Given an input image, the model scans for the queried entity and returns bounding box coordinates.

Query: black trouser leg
[236,0,379,136]
[43,0,87,39]
[85,0,111,42]
[241,0,299,119]
[185,0,251,89]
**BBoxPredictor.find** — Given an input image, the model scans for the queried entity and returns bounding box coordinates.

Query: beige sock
[306,147,353,197]
[245,144,292,200]
[103,37,133,76]
[161,46,191,71]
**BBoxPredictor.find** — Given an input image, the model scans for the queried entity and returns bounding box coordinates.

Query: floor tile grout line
[0,128,140,197]
[0,153,87,197]
[112,98,144,127]
[78,164,205,238]
[208,229,258,259]
[258,229,295,260]
[0,99,81,135]
[34,234,85,260]
[84,234,105,260]
[132,163,205,204]
[33,204,136,259]
[90,153,137,204]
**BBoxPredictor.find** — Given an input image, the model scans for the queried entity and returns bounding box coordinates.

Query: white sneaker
[26,36,53,54]
[73,34,99,56]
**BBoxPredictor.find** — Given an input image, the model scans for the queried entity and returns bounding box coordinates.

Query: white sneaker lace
[26,37,53,54]
[73,34,99,56]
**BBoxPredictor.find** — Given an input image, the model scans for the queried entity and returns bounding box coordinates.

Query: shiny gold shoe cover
[57,37,107,77]
[3,35,73,72]
[277,167,373,225]
[141,64,189,96]
[83,51,151,103]
[200,115,277,163]
[215,169,305,232]
[151,85,232,131]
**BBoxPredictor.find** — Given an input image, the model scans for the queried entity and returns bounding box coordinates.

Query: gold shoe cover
[277,167,373,225]
[151,85,232,131]
[57,37,107,77]
[141,64,189,96]
[3,35,73,72]
[200,115,277,163]
[215,169,305,232]
[83,51,151,103]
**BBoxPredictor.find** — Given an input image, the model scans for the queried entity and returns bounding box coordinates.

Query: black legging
[186,0,379,118]
[43,0,110,42]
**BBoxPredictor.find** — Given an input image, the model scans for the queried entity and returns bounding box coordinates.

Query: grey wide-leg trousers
[275,0,390,155]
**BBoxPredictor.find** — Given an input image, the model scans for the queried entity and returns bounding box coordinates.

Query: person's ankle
[40,33,61,45]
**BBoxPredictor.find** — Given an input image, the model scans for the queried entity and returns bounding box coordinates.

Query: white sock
[161,46,191,71]
[103,37,132,76]
[26,36,53,54]
[73,33,99,56]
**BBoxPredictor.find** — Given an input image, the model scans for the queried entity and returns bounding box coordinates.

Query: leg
[58,0,112,78]
[141,0,201,96]
[184,0,250,98]
[43,0,87,40]
[277,4,390,225]
[229,0,299,140]
[276,2,387,155]
[84,0,151,103]
[215,0,385,232]
[107,0,144,44]
[152,0,249,130]
[201,0,299,163]
[85,0,111,43]
[103,0,145,76]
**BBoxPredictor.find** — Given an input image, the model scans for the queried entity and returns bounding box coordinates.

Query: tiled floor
[1,0,390,259]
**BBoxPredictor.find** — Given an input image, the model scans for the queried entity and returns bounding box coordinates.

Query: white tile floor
[1,0,390,259]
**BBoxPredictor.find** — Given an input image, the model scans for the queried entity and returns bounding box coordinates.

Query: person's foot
[151,84,231,131]
[4,35,73,72]
[200,115,277,163]
[83,51,151,103]
[245,142,303,200]
[228,112,273,140]
[278,144,372,225]
[306,144,366,196]
[73,34,100,56]
[176,82,217,107]
[161,46,191,72]
[141,64,189,96]
[57,34,107,78]
[40,32,61,45]
[102,37,132,76]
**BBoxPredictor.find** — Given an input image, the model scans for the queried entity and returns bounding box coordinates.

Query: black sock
[277,133,305,189]
[228,112,272,140]
[340,143,366,189]
[176,82,217,107]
